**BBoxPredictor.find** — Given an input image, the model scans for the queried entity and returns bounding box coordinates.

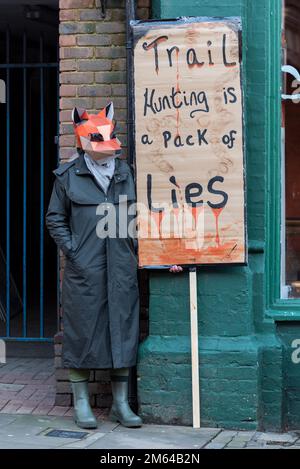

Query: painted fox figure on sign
[72,102,122,160]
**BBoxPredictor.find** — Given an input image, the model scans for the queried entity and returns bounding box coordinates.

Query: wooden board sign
[132,17,247,267]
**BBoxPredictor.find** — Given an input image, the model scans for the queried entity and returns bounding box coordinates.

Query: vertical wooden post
[189,267,200,428]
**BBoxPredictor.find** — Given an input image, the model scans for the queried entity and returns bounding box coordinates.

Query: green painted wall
[137,0,299,430]
[277,323,300,430]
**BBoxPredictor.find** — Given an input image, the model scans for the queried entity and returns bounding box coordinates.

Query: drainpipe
[126,0,136,169]
[126,0,138,413]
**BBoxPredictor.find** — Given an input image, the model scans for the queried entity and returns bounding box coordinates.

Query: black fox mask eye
[89,133,104,142]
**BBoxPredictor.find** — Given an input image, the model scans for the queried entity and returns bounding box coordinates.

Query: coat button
[116,176,121,180]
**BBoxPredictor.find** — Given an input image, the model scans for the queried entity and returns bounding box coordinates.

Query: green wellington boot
[71,381,97,429]
[109,375,142,428]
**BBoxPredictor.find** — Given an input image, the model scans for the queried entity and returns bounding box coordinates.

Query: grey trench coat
[46,152,139,369]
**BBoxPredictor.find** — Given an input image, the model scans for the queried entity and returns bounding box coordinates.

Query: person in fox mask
[46,102,182,430]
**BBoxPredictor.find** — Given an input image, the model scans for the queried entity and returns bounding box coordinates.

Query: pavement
[0,357,300,450]
[0,358,69,416]
[0,413,299,449]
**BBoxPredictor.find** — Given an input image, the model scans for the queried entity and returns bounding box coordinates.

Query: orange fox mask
[72,102,122,160]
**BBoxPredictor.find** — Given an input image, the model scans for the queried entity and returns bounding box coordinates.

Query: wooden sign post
[132,17,246,428]
[189,267,200,428]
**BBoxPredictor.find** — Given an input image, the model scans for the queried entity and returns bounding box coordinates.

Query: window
[281,0,300,299]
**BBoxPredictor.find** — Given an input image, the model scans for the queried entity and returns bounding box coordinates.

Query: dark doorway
[0,0,59,343]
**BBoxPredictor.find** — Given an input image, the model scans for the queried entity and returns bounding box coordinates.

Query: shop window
[281,0,300,298]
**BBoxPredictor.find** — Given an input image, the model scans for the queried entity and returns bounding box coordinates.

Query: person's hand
[169,265,183,273]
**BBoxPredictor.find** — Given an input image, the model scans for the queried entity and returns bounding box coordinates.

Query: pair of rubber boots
[71,375,142,429]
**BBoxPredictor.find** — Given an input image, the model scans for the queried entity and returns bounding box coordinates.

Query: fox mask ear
[98,102,114,121]
[72,107,89,124]
[105,102,114,120]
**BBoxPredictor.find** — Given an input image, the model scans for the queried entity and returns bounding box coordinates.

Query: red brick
[105,96,126,108]
[95,22,125,34]
[59,34,76,46]
[89,382,111,394]
[54,394,72,406]
[112,84,127,96]
[56,381,72,393]
[95,70,126,84]
[27,390,51,401]
[60,110,73,122]
[0,402,23,413]
[59,9,78,21]
[60,59,77,72]
[15,386,37,400]
[60,47,94,59]
[16,403,39,414]
[95,46,125,59]
[32,405,55,415]
[78,84,111,97]
[77,34,111,46]
[38,397,56,406]
[112,34,126,46]
[60,71,94,84]
[0,375,17,384]
[60,84,77,97]
[33,372,55,381]
[60,97,93,109]
[137,0,150,6]
[77,59,112,71]
[44,376,56,385]
[80,8,111,21]
[59,135,75,146]
[60,22,95,35]
[13,379,46,385]
[47,406,69,416]
[0,391,17,400]
[55,368,70,380]
[112,58,126,71]
[60,0,95,8]
[0,400,9,411]
[59,147,75,159]
[93,97,111,109]
[54,333,63,346]
[111,9,126,21]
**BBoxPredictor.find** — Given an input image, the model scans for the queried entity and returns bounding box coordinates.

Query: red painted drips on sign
[212,208,223,247]
[191,205,204,230]
[152,211,164,238]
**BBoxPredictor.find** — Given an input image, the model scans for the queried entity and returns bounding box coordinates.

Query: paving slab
[0,384,25,392]
[89,425,220,450]
[0,435,74,449]
[0,414,18,427]
[255,432,298,444]
[226,431,256,449]
[204,429,237,448]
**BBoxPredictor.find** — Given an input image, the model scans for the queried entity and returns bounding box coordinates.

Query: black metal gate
[0,6,59,341]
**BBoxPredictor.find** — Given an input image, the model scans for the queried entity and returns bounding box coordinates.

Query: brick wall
[55,0,150,408]
[59,0,150,161]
